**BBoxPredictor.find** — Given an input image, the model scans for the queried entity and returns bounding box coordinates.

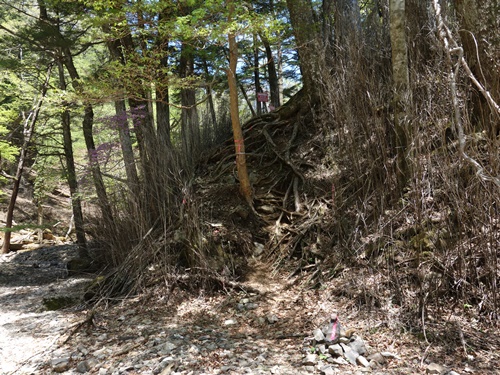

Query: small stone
[340,344,359,365]
[426,363,446,374]
[356,355,370,368]
[464,365,475,373]
[223,319,237,326]
[328,344,343,357]
[159,341,177,353]
[303,353,318,366]
[51,357,70,373]
[266,314,279,324]
[320,365,335,375]
[317,344,327,354]
[447,372,461,375]
[313,328,326,343]
[332,356,348,365]
[246,303,258,310]
[254,242,265,256]
[348,336,367,355]
[76,360,91,373]
[367,352,387,365]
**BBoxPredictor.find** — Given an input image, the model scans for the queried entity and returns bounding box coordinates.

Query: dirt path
[0,245,91,374]
[1,247,490,375]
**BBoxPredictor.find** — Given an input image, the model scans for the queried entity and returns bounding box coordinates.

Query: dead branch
[433,0,500,188]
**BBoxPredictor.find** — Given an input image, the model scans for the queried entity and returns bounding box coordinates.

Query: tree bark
[105,32,140,194]
[261,35,281,108]
[253,34,262,115]
[60,45,114,225]
[335,0,361,59]
[1,64,52,254]
[285,0,321,102]
[179,43,200,170]
[57,60,88,258]
[389,0,412,189]
[228,0,252,204]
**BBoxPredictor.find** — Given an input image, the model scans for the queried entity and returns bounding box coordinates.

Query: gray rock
[313,328,326,343]
[367,352,387,365]
[303,353,318,366]
[76,360,91,373]
[356,355,370,367]
[51,357,70,373]
[328,344,343,357]
[223,319,237,326]
[331,356,348,365]
[317,344,327,354]
[246,303,258,310]
[427,363,446,374]
[159,341,177,354]
[266,314,279,324]
[254,242,265,256]
[320,365,335,375]
[340,343,359,365]
[348,336,367,356]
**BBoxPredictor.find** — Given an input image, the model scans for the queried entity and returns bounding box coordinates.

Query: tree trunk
[239,81,257,117]
[285,0,321,102]
[406,0,431,68]
[261,35,281,108]
[203,60,218,127]
[2,64,52,254]
[335,0,361,59]
[156,86,171,149]
[105,33,140,193]
[253,34,262,115]
[389,0,412,190]
[228,0,252,204]
[61,47,114,226]
[57,60,88,258]
[114,99,140,194]
[179,43,200,170]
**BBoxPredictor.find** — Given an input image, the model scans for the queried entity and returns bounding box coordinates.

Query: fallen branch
[433,0,500,188]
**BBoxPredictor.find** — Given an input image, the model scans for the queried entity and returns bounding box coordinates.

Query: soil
[0,241,498,374]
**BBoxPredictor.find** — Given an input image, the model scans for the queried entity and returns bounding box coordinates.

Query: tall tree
[261,35,281,108]
[389,0,411,189]
[179,42,201,169]
[285,0,321,102]
[56,60,88,258]
[105,29,140,195]
[227,0,252,204]
[2,64,52,254]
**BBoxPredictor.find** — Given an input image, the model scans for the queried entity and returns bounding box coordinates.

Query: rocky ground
[1,243,496,375]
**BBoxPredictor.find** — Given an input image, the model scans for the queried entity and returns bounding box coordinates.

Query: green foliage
[0,124,17,163]
[0,72,23,172]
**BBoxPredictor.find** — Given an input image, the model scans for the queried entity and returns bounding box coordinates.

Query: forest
[0,0,499,373]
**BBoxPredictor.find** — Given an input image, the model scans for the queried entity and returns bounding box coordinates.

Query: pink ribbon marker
[330,320,338,341]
